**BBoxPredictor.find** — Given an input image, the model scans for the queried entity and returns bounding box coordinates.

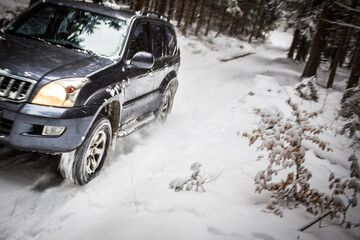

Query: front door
[121,22,154,122]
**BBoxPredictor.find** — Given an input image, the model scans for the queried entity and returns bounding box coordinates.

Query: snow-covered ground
[0,7,359,240]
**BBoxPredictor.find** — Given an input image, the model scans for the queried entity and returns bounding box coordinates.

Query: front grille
[0,118,13,135]
[0,74,36,102]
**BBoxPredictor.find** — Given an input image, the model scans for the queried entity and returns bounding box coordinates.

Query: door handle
[121,77,130,90]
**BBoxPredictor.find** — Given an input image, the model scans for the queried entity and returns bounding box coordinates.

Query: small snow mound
[259,106,283,119]
[250,75,281,95]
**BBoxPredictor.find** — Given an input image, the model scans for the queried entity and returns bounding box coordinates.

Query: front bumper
[0,101,98,153]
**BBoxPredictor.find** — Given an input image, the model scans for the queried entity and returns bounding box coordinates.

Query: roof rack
[138,10,169,22]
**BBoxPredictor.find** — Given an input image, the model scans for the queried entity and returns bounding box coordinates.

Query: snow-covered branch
[335,2,360,14]
[323,19,360,31]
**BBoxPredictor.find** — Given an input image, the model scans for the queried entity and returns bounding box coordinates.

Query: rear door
[163,25,178,78]
[149,23,166,91]
[151,24,178,91]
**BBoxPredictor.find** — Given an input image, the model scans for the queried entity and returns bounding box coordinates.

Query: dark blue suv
[0,0,180,184]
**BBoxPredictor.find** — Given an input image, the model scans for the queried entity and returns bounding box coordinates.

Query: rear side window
[165,26,176,56]
[129,23,150,59]
[150,24,164,59]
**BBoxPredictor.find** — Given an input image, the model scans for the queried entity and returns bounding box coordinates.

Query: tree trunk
[347,46,360,89]
[130,1,135,10]
[349,39,360,69]
[143,0,150,9]
[327,0,357,88]
[288,29,301,59]
[153,0,159,12]
[339,30,351,67]
[195,0,205,36]
[182,0,195,36]
[167,0,176,19]
[229,16,236,36]
[177,0,186,27]
[205,0,216,36]
[301,3,331,78]
[217,5,226,36]
[255,13,265,40]
[190,0,198,27]
[157,0,167,15]
[296,35,308,62]
[249,0,265,43]
[135,0,145,11]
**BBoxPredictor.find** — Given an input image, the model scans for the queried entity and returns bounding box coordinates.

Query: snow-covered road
[0,30,359,240]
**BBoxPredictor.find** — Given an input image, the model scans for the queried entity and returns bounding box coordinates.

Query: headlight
[32,77,90,107]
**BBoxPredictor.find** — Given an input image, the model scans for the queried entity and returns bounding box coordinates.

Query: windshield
[6,3,128,57]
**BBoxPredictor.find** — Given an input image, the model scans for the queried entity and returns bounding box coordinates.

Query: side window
[128,23,150,59]
[165,26,176,56]
[16,6,56,36]
[150,24,163,59]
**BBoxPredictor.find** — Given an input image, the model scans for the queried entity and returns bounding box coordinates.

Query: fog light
[42,126,65,136]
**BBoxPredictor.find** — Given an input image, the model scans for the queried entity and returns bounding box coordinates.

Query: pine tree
[347,47,360,89]
[288,29,300,59]
[295,34,309,62]
[135,0,145,11]
[302,2,331,78]
[167,0,176,19]
[176,0,186,27]
[182,0,195,36]
[195,0,205,35]
[248,0,265,43]
[205,0,216,36]
[157,0,167,15]
[327,0,357,88]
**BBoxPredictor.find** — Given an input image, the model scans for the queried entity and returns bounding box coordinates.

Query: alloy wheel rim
[85,130,106,175]
[160,96,170,120]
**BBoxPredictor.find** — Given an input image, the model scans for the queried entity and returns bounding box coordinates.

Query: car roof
[44,0,172,25]
[44,0,135,20]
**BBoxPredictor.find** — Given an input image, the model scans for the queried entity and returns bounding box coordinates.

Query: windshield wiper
[30,36,56,45]
[61,43,98,56]
[6,31,59,46]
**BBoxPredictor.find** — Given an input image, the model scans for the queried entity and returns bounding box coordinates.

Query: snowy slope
[0,24,359,240]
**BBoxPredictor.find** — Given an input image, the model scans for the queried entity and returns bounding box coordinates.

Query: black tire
[156,89,172,122]
[59,117,112,185]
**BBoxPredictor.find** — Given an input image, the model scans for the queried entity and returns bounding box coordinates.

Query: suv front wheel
[59,117,112,185]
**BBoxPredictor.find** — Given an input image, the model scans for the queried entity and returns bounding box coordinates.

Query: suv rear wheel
[157,89,172,122]
[59,117,112,185]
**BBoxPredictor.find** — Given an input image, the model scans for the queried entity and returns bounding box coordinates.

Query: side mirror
[0,18,10,29]
[129,52,154,69]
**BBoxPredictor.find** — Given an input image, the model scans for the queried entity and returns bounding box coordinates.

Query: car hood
[0,32,114,81]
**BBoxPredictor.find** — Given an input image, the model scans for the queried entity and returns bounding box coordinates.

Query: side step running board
[118,112,156,138]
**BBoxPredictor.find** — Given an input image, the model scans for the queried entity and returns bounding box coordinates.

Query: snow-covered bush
[243,98,331,217]
[326,154,360,229]
[339,87,360,149]
[295,77,319,102]
[169,163,220,192]
[169,162,205,192]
